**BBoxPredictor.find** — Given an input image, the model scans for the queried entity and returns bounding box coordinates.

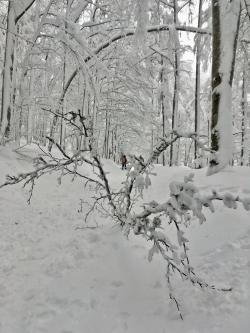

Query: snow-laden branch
[119,172,242,319]
[59,24,210,101]
[45,20,211,144]
[122,130,211,212]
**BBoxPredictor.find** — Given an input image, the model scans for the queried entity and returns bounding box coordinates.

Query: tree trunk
[208,0,241,174]
[60,0,70,150]
[27,70,35,143]
[210,0,222,154]
[170,0,180,166]
[240,63,246,166]
[194,0,203,160]
[103,110,109,158]
[59,52,67,150]
[160,56,166,166]
[0,0,36,143]
[0,0,16,141]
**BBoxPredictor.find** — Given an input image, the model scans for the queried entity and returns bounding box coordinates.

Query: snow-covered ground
[0,145,250,333]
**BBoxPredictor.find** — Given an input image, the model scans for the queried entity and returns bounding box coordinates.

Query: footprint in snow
[111,317,128,332]
[152,280,162,289]
[90,297,98,309]
[47,296,69,307]
[132,244,145,250]
[152,306,164,316]
[111,280,124,287]
[87,232,101,243]
[36,309,57,321]
[112,242,119,250]
[119,311,131,319]
[109,290,118,300]
[71,299,89,310]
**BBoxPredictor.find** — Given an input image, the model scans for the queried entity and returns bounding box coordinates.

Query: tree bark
[240,62,246,165]
[160,56,166,166]
[208,0,241,174]
[194,0,203,160]
[170,0,180,166]
[59,0,70,150]
[210,0,221,154]
[0,1,16,141]
[0,0,36,143]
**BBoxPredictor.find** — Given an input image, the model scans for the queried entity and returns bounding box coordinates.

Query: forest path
[0,146,250,333]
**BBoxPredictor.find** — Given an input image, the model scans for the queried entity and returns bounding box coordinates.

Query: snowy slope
[0,146,250,333]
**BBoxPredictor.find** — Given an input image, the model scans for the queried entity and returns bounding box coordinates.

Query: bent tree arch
[48,24,211,151]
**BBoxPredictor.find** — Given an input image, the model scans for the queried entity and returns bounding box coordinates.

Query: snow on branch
[60,23,211,101]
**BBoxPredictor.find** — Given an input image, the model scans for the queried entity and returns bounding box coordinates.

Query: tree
[1,0,248,171]
[194,0,203,160]
[170,0,181,166]
[0,0,36,142]
[208,0,241,174]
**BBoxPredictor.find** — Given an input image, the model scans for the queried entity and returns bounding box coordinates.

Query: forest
[0,1,250,332]
[0,0,249,169]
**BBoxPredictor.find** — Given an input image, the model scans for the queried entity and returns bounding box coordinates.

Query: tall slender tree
[194,0,203,160]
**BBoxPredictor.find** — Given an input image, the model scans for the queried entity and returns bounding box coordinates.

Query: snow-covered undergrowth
[0,145,250,333]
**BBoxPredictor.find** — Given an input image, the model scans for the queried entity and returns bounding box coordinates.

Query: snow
[0,145,250,332]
